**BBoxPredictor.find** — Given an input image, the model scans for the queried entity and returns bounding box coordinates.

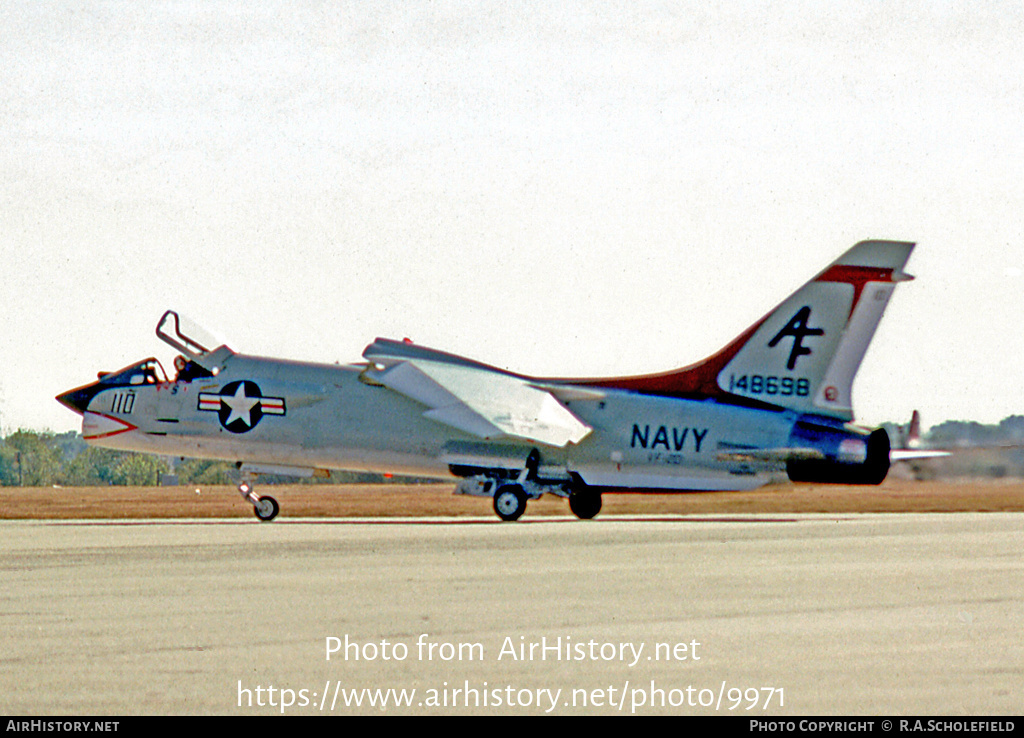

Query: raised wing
[361,341,592,447]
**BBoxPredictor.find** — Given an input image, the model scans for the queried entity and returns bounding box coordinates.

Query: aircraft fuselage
[69,351,802,493]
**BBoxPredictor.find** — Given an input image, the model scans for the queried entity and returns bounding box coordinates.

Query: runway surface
[2,513,1021,715]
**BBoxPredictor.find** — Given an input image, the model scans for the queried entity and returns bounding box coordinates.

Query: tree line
[2,415,1023,486]
[0,430,403,487]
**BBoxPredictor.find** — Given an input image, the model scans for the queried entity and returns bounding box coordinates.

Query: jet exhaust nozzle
[785,419,891,486]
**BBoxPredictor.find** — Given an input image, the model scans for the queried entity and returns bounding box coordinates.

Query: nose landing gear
[239,481,279,522]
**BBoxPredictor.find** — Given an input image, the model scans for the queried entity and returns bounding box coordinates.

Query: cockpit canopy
[156,310,232,372]
[156,310,224,359]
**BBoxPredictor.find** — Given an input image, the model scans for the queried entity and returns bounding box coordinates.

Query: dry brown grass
[1,477,1022,519]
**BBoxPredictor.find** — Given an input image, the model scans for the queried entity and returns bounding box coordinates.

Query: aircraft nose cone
[56,383,102,415]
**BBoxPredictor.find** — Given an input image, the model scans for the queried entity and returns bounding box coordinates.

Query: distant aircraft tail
[586,240,916,421]
[906,409,922,448]
[889,410,952,461]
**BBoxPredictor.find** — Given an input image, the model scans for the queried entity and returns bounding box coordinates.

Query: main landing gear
[457,455,603,522]
[489,481,602,522]
[493,484,528,522]
[568,485,602,520]
[239,480,279,522]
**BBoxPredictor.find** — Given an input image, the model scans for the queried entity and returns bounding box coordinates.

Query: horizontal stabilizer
[889,450,952,461]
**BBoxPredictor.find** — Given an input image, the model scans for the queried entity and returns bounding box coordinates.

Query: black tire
[568,486,602,520]
[253,495,280,522]
[493,484,527,521]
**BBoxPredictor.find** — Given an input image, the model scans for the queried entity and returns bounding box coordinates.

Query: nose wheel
[239,481,280,522]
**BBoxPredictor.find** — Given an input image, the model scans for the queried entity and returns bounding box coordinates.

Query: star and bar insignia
[198,380,286,433]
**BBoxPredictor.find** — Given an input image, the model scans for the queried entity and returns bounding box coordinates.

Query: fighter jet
[58,240,917,521]
[889,410,951,461]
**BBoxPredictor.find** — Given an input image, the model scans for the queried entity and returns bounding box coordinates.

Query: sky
[1,0,1022,436]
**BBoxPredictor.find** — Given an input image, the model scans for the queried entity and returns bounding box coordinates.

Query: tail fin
[906,409,922,448]
[717,240,915,419]
[586,240,915,421]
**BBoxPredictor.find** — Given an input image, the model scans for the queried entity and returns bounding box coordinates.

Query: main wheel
[253,495,280,522]
[493,484,527,521]
[568,487,602,520]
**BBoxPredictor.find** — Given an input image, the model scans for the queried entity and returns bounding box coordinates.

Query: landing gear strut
[239,480,279,522]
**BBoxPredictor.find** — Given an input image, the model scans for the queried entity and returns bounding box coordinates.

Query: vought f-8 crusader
[59,240,927,521]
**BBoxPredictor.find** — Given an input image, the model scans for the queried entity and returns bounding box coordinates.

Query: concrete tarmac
[1,513,1021,715]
